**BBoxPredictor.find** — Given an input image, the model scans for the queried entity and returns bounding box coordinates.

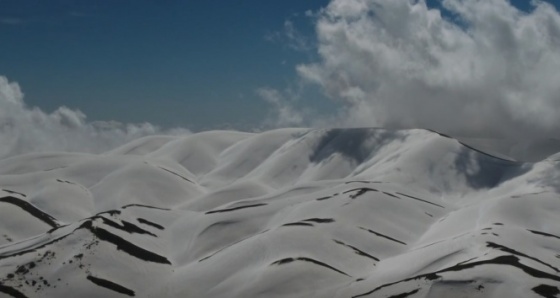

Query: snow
[0,127,559,297]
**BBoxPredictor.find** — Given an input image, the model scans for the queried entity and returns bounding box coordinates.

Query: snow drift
[0,128,559,298]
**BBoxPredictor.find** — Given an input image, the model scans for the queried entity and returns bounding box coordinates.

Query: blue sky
[0,0,328,130]
[1,0,559,131]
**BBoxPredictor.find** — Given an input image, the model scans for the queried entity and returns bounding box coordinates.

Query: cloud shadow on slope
[309,128,406,165]
[454,146,532,189]
[308,128,532,190]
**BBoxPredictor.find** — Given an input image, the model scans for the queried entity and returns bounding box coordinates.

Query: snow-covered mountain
[0,128,559,298]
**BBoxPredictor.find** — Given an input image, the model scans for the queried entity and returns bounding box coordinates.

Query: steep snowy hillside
[1,128,559,298]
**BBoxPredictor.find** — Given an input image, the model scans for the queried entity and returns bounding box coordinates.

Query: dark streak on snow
[86,275,135,296]
[56,179,75,185]
[487,242,559,273]
[528,230,560,241]
[455,257,478,266]
[158,167,194,184]
[387,288,420,298]
[303,218,335,224]
[271,257,351,277]
[316,196,332,201]
[353,255,560,298]
[95,210,122,217]
[0,233,70,261]
[205,203,267,214]
[137,218,164,230]
[458,141,521,163]
[271,258,295,265]
[282,222,314,227]
[333,239,379,262]
[121,204,170,211]
[426,129,452,139]
[395,192,444,208]
[81,221,171,265]
[532,284,560,298]
[0,215,165,262]
[1,189,26,197]
[295,257,352,277]
[0,196,59,228]
[343,188,379,199]
[197,255,213,262]
[0,284,28,298]
[425,128,518,163]
[382,192,400,199]
[99,217,157,237]
[359,227,407,245]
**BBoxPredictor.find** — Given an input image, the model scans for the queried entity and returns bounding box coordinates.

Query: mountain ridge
[0,127,558,297]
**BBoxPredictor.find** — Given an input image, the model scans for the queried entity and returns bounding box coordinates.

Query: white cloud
[296,0,560,138]
[257,87,305,127]
[0,76,189,159]
[283,20,313,51]
[265,17,314,52]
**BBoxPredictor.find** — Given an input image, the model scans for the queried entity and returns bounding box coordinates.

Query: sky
[0,0,328,130]
[1,0,560,157]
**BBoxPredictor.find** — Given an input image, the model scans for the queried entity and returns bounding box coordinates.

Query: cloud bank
[295,0,560,138]
[0,76,188,159]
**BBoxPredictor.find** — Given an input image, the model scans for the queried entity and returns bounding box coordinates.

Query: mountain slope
[0,128,559,298]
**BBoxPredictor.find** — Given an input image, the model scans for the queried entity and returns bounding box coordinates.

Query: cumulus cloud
[257,87,305,127]
[297,0,560,138]
[0,76,189,159]
[265,19,314,52]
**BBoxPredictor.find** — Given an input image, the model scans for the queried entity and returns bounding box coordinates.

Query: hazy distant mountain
[0,128,559,298]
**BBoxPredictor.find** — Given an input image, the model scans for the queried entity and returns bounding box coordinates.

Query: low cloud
[295,0,560,138]
[257,87,305,127]
[0,76,189,159]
